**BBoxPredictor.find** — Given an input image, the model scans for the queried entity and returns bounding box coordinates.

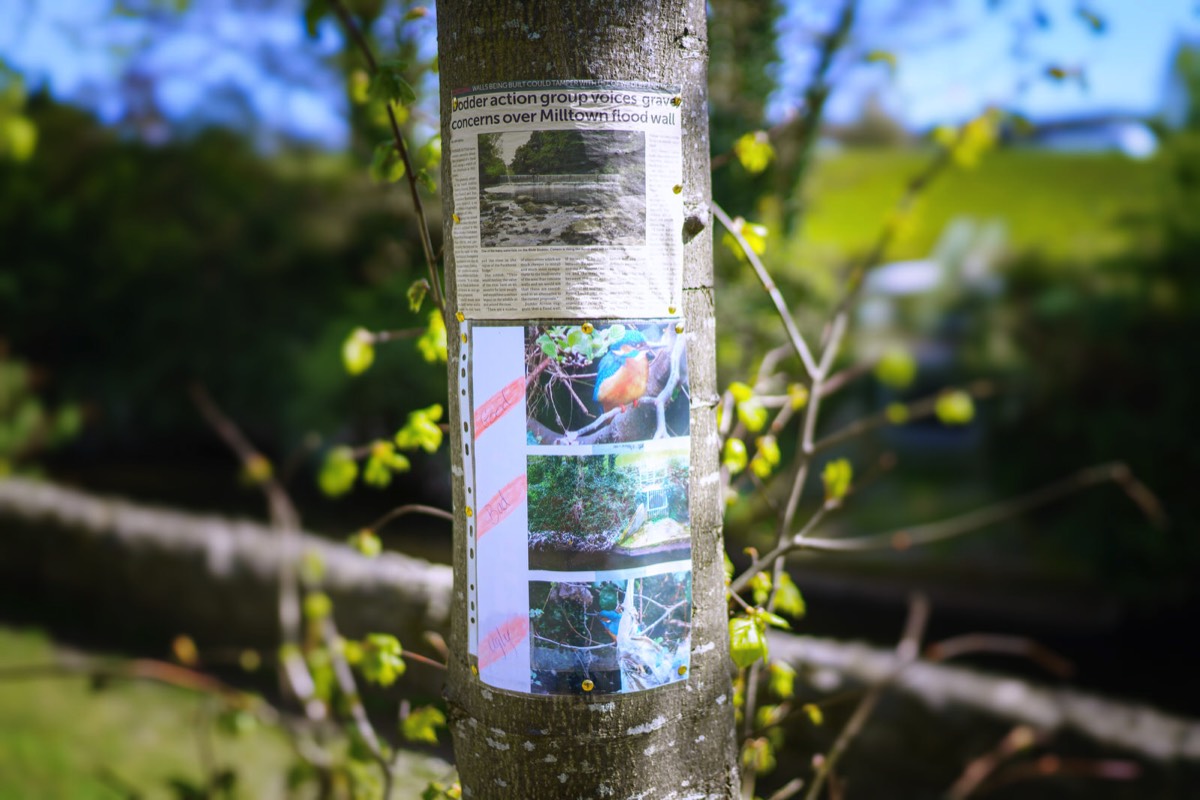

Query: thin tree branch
[945,725,1044,800]
[804,593,929,800]
[330,0,444,317]
[765,777,806,800]
[189,384,322,719]
[402,650,448,671]
[818,361,873,398]
[713,201,819,379]
[370,327,426,343]
[926,634,1074,679]
[830,149,951,320]
[363,503,454,535]
[782,0,857,232]
[732,461,1164,582]
[811,380,998,454]
[730,504,830,595]
[323,617,394,799]
[797,461,1166,554]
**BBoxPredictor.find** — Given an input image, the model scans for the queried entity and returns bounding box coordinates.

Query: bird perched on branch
[597,609,622,640]
[594,330,650,413]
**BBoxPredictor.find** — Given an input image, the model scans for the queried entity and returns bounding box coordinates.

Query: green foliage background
[0,98,445,453]
[527,455,639,536]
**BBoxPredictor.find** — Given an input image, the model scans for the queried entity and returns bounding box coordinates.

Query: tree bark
[0,477,451,679]
[437,2,738,796]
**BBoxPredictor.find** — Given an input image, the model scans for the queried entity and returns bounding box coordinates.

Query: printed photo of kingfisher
[525,320,690,445]
[593,329,651,413]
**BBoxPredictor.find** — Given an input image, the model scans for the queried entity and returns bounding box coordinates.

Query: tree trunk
[437,2,738,796]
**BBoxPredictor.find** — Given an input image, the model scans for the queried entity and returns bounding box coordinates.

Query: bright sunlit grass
[798,147,1163,265]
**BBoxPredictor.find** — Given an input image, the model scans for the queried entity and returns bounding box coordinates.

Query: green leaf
[728,381,754,403]
[360,633,405,687]
[216,707,258,737]
[422,782,462,800]
[768,661,796,700]
[732,131,775,175]
[749,450,772,479]
[419,135,442,168]
[342,328,375,375]
[865,49,898,75]
[757,610,791,631]
[416,310,447,363]
[729,615,768,668]
[369,59,416,106]
[774,573,806,619]
[349,69,370,104]
[319,446,358,497]
[736,397,768,433]
[348,529,383,558]
[720,217,768,262]
[363,451,393,488]
[874,346,916,389]
[723,437,748,475]
[300,550,326,584]
[395,403,444,454]
[755,435,781,466]
[749,571,771,606]
[936,390,975,425]
[741,736,776,775]
[1075,6,1106,33]
[802,703,824,726]
[369,140,406,183]
[302,0,328,37]
[723,553,736,583]
[787,383,809,410]
[401,705,446,744]
[407,279,430,312]
[415,168,436,193]
[364,440,411,488]
[52,404,83,443]
[886,402,909,424]
[303,591,332,620]
[821,458,853,503]
[240,453,273,486]
[1,115,37,162]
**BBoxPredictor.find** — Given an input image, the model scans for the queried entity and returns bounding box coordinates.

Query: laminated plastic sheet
[462,320,692,695]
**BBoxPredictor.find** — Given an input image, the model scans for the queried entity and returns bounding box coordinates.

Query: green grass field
[795,147,1163,264]
[0,627,448,799]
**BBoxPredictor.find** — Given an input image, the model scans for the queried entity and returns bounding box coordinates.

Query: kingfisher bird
[597,609,622,640]
[593,330,650,413]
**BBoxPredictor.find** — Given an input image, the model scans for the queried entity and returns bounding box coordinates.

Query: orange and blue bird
[597,610,622,640]
[594,330,650,413]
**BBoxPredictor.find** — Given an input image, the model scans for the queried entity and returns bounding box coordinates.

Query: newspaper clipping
[449,81,684,319]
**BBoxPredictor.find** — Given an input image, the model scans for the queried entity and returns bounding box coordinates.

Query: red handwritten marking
[478,615,529,669]
[476,474,527,539]
[473,377,526,438]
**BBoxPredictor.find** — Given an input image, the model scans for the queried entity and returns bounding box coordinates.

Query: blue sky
[2,0,1198,147]
[775,0,1200,127]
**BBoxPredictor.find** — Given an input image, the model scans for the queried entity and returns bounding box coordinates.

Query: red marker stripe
[476,474,526,539]
[473,377,525,438]
[478,614,529,669]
